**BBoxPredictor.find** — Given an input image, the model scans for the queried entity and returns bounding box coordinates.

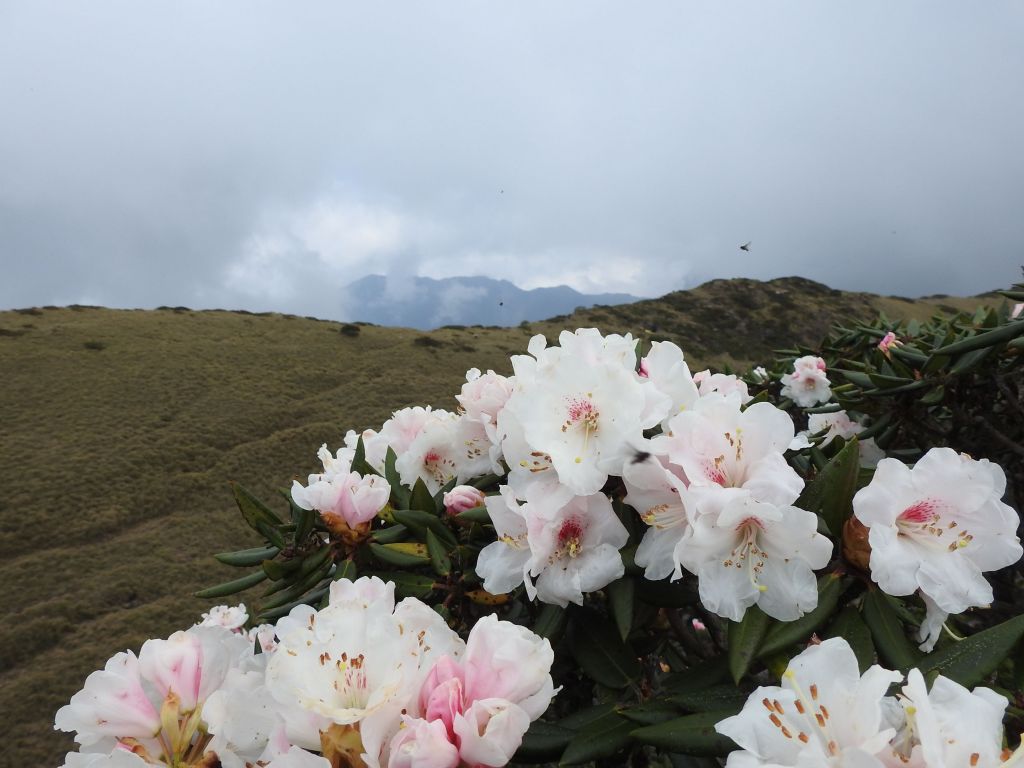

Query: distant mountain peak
[340,274,638,329]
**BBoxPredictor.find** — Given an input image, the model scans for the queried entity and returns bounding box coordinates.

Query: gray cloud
[1,1,1022,319]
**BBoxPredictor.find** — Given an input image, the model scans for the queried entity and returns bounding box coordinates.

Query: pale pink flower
[404,616,556,768]
[291,444,391,528]
[638,340,699,429]
[388,717,459,768]
[877,331,900,356]
[456,368,513,425]
[138,626,248,712]
[853,448,1022,651]
[54,651,161,746]
[693,370,752,403]
[442,485,486,516]
[780,355,831,408]
[378,406,438,457]
[199,603,248,632]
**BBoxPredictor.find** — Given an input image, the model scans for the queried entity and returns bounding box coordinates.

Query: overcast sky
[1,2,1021,320]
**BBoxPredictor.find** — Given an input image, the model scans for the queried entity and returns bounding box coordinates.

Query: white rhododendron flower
[780,355,832,407]
[622,455,694,581]
[805,411,885,467]
[199,603,248,631]
[716,638,902,768]
[499,330,666,496]
[853,448,1022,650]
[395,409,468,494]
[893,669,1017,768]
[266,577,464,766]
[660,394,804,508]
[681,494,832,620]
[476,487,533,595]
[638,340,699,428]
[523,491,629,606]
[264,746,332,768]
[693,369,752,403]
[291,444,391,529]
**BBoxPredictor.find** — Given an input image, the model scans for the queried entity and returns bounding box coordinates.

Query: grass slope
[0,279,990,766]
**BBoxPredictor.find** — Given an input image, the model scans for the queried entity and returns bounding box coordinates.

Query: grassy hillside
[0,278,993,766]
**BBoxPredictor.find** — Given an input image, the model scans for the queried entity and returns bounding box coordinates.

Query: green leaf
[796,438,861,537]
[255,520,287,550]
[619,700,682,725]
[293,506,315,545]
[384,447,410,509]
[559,710,634,765]
[425,529,451,577]
[409,478,437,514]
[369,571,437,599]
[948,346,994,375]
[350,435,379,477]
[194,569,267,598]
[534,604,568,641]
[667,685,750,714]
[333,558,358,582]
[391,509,457,548]
[455,504,491,523]
[513,721,573,763]
[369,524,409,544]
[568,607,641,689]
[913,614,1024,687]
[368,542,431,567]
[758,572,845,658]
[728,606,770,683]
[631,711,737,756]
[825,607,874,672]
[933,319,1024,355]
[214,545,281,567]
[661,658,730,696]
[231,483,284,530]
[863,589,921,669]
[608,577,636,641]
[834,369,874,388]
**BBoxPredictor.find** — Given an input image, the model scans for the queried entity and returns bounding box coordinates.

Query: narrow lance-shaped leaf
[796,438,860,538]
[194,570,268,599]
[862,589,921,670]
[912,614,1024,687]
[214,545,280,567]
[559,709,635,766]
[425,529,451,577]
[727,606,770,683]
[607,577,636,642]
[568,607,641,689]
[631,711,738,757]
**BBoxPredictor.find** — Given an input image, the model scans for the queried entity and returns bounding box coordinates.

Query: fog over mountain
[341,275,637,329]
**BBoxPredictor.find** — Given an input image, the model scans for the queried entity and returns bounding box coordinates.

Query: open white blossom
[716,638,902,768]
[622,455,694,581]
[853,448,1022,650]
[805,411,884,467]
[292,444,391,529]
[265,577,464,767]
[780,355,831,408]
[523,491,629,607]
[681,493,832,621]
[499,330,666,496]
[659,394,804,508]
[638,340,699,429]
[891,669,1018,768]
[199,603,249,632]
[476,486,532,595]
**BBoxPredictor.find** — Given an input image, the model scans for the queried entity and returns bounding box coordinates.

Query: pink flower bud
[388,717,459,768]
[443,485,486,516]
